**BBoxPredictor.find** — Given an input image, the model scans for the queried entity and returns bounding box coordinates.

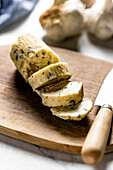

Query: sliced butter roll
[37,81,83,107]
[10,33,60,81]
[51,98,93,121]
[28,62,72,91]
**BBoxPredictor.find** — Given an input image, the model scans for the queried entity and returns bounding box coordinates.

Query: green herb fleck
[83,108,87,111]
[14,49,17,53]
[27,68,31,72]
[49,72,52,76]
[70,100,75,106]
[16,54,19,60]
[21,49,24,53]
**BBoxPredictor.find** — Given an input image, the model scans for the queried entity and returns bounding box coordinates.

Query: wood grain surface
[0,45,113,154]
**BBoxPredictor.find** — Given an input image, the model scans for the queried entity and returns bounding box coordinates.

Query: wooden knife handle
[81,106,113,165]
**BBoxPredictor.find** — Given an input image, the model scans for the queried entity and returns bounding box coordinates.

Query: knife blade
[81,68,113,165]
[94,68,113,107]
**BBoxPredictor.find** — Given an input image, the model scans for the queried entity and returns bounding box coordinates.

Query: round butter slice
[10,33,60,81]
[51,98,93,121]
[39,81,83,107]
[28,62,72,91]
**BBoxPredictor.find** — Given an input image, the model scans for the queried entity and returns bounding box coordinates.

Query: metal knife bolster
[102,104,113,111]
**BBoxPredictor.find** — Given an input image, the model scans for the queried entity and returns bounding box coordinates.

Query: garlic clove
[95,12,113,40]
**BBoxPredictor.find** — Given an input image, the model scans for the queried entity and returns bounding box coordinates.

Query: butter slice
[28,62,72,91]
[51,98,93,121]
[37,81,83,107]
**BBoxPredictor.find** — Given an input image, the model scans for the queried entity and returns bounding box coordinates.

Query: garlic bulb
[85,0,113,40]
[39,0,85,41]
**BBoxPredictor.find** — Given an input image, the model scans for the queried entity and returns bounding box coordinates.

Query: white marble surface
[0,0,113,169]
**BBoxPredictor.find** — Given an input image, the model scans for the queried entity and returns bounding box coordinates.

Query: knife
[81,68,113,165]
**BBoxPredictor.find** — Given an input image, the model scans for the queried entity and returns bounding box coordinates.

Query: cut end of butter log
[28,62,72,91]
[10,33,60,81]
[51,98,93,121]
[37,81,83,107]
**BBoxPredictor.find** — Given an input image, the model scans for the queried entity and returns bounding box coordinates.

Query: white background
[0,0,113,169]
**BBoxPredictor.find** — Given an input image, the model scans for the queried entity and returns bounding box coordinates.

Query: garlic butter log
[85,0,113,40]
[28,62,72,91]
[39,0,85,41]
[37,82,83,107]
[10,34,60,81]
[51,98,93,121]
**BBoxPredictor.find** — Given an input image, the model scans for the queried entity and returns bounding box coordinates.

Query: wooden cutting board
[0,45,113,154]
